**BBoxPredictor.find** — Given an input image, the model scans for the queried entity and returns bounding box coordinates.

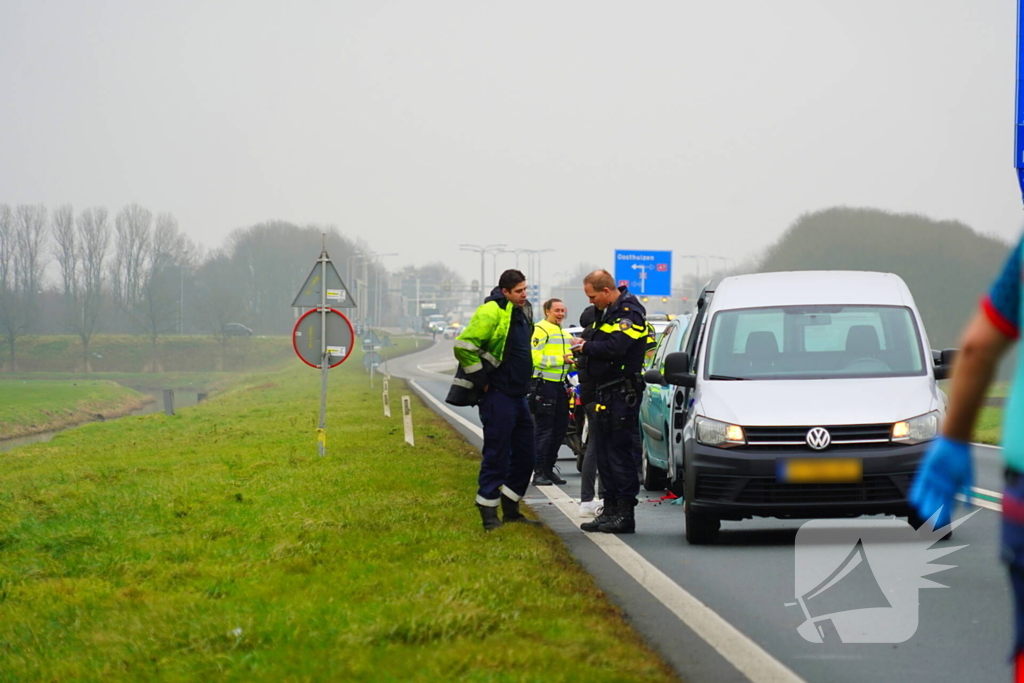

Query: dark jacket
[580,286,648,385]
[575,305,599,406]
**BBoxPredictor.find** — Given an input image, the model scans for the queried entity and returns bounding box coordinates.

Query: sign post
[292,236,357,456]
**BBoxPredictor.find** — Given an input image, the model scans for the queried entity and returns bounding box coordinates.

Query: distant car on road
[443,324,461,340]
[223,323,253,337]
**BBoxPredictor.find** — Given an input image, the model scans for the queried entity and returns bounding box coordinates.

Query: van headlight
[696,416,746,448]
[891,411,939,444]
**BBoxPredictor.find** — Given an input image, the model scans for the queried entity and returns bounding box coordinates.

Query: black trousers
[591,389,641,504]
[533,380,569,473]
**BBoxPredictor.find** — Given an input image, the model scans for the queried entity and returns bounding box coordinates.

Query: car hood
[696,375,943,426]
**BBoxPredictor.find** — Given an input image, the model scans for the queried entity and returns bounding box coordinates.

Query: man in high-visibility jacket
[453,269,542,531]
[530,298,575,486]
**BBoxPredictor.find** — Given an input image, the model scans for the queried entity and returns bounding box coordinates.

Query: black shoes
[533,467,565,486]
[476,503,502,531]
[581,499,636,534]
[581,499,615,532]
[598,499,636,534]
[532,472,554,486]
[501,494,542,526]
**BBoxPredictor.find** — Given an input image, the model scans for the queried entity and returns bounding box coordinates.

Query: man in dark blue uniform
[573,270,648,534]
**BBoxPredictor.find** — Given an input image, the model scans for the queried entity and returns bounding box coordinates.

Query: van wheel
[641,442,669,491]
[685,503,720,545]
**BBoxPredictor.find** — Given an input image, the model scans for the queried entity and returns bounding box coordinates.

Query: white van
[644,271,955,544]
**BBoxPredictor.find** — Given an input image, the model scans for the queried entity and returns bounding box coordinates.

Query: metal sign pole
[318,236,328,457]
[292,239,357,458]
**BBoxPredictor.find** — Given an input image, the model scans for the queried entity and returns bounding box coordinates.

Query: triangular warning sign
[292,256,356,308]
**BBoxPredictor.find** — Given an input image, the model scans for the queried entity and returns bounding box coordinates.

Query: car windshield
[704,305,926,380]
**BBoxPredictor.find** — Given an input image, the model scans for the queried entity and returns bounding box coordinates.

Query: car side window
[685,297,711,373]
[654,323,677,370]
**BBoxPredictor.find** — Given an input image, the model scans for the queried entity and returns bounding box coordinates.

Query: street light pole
[460,243,506,299]
[346,252,368,323]
[520,248,553,311]
[373,253,399,327]
[679,255,702,300]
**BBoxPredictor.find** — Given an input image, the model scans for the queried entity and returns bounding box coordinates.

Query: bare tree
[110,203,153,316]
[112,211,197,371]
[52,205,110,371]
[0,204,48,371]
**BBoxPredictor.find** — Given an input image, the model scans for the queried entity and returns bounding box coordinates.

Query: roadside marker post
[292,236,357,457]
[383,375,391,418]
[402,396,414,446]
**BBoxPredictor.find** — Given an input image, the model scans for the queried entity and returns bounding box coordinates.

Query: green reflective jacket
[453,288,515,387]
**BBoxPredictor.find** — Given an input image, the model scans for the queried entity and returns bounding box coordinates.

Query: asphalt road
[385,340,1015,683]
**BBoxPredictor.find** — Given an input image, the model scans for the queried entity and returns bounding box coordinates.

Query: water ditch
[0,389,205,453]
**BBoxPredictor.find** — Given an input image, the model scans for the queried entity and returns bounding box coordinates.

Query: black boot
[546,464,567,485]
[598,499,636,534]
[532,471,554,486]
[501,494,542,526]
[476,503,502,531]
[581,498,617,532]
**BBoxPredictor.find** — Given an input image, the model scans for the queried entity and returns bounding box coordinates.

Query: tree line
[0,205,462,372]
[756,206,1013,351]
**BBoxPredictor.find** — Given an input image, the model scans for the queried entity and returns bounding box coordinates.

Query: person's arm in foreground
[910,312,1014,525]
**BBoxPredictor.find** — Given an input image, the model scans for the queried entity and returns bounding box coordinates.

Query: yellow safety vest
[531,319,572,382]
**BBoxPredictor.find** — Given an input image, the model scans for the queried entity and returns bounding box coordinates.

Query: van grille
[695,472,913,505]
[741,424,895,452]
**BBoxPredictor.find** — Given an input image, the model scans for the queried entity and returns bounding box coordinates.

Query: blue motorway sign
[1017,0,1024,203]
[614,250,672,297]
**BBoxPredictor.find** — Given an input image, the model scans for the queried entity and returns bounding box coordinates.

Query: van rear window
[705,305,926,380]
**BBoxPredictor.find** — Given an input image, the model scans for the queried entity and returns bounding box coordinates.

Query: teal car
[639,314,692,491]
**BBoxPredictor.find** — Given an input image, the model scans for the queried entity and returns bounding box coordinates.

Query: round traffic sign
[292,308,355,369]
[363,351,382,370]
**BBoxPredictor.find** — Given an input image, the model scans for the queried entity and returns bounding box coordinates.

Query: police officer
[574,270,648,534]
[530,298,574,486]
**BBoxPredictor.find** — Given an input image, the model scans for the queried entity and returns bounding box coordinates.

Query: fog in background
[1,1,1019,287]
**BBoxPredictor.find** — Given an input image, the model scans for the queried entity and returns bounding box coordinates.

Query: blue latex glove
[909,435,973,529]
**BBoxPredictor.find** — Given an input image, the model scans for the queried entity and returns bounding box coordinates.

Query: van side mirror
[934,348,957,380]
[663,352,696,388]
[643,369,667,386]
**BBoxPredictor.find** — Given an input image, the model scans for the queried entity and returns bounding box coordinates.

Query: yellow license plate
[778,458,863,483]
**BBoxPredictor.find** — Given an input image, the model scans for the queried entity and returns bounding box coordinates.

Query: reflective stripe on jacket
[581,286,648,383]
[453,287,514,389]
[531,319,572,382]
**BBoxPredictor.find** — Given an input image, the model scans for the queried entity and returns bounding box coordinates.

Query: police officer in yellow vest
[530,298,575,486]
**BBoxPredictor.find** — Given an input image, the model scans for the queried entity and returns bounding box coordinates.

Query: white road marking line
[971,485,1003,500]
[406,377,807,683]
[957,493,1003,512]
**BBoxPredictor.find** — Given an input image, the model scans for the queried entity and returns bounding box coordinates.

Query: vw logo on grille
[806,427,831,450]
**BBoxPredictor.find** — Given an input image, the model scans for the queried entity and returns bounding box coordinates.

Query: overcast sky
[1,1,1019,289]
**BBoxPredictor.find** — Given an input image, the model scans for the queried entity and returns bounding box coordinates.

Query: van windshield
[704,305,926,380]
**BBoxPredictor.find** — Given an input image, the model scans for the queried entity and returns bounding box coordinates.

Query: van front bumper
[687,441,928,520]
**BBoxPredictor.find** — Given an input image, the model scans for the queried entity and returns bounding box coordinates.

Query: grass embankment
[974,407,1003,446]
[5,335,294,373]
[0,380,150,440]
[0,335,297,440]
[0,338,677,682]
